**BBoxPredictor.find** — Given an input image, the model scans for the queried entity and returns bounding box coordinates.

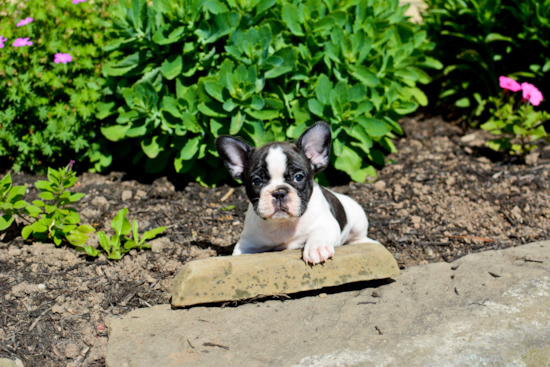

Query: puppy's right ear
[215,136,254,181]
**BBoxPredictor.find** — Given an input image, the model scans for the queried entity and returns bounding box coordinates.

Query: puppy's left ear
[296,121,332,173]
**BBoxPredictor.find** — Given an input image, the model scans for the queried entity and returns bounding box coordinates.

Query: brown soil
[0,116,549,366]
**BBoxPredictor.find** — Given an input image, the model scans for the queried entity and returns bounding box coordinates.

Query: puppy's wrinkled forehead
[265,146,287,182]
[248,142,310,178]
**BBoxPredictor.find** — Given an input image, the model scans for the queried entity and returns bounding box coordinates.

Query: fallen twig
[447,235,495,243]
[219,188,234,202]
[203,342,229,350]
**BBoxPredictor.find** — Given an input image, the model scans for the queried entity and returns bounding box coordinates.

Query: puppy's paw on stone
[303,244,335,264]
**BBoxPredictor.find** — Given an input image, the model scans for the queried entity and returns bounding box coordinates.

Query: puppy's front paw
[303,244,335,265]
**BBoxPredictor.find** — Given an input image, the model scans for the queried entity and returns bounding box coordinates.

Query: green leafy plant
[0,173,30,230]
[99,0,441,184]
[0,0,114,173]
[423,0,550,119]
[481,77,548,157]
[97,208,166,260]
[20,162,97,255]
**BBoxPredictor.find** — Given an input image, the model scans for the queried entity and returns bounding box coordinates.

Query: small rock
[411,216,422,224]
[445,177,456,186]
[121,190,133,201]
[91,196,109,207]
[525,151,539,166]
[150,237,171,253]
[129,249,137,256]
[37,284,46,290]
[318,293,327,298]
[52,304,65,314]
[135,190,147,200]
[0,358,18,367]
[8,247,21,256]
[64,343,80,359]
[373,181,386,191]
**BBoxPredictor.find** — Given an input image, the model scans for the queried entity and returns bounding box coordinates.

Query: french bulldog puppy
[215,121,378,264]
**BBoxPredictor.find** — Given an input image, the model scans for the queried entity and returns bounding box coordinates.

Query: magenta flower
[16,17,34,27]
[499,76,521,92]
[0,36,7,49]
[521,82,544,106]
[13,38,33,47]
[54,53,73,64]
[72,0,87,3]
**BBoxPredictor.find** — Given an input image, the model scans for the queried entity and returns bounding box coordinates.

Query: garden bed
[0,115,549,367]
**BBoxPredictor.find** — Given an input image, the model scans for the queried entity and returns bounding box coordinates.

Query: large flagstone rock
[106,241,550,367]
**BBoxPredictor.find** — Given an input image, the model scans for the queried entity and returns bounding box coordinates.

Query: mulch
[0,115,549,366]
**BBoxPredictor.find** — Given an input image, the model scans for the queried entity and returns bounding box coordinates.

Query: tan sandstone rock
[172,242,400,307]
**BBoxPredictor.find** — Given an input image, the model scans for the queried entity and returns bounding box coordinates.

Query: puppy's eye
[294,174,304,183]
[252,178,262,186]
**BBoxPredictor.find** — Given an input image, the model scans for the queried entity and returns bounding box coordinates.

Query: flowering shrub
[98,0,440,185]
[0,0,114,173]
[423,0,550,118]
[481,76,548,157]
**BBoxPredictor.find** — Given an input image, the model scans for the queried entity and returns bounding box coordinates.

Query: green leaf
[205,81,225,103]
[485,33,514,43]
[132,219,139,244]
[32,200,45,207]
[179,136,201,160]
[101,124,131,142]
[161,54,183,80]
[123,240,139,251]
[0,215,14,231]
[141,226,167,243]
[97,232,111,255]
[96,102,116,120]
[282,3,304,36]
[8,186,26,202]
[141,135,168,159]
[244,109,279,120]
[355,117,390,138]
[76,224,96,234]
[83,246,100,257]
[315,74,332,106]
[111,208,132,236]
[69,193,85,203]
[350,165,377,183]
[38,192,55,201]
[455,97,470,108]
[334,146,363,175]
[230,111,245,135]
[34,181,52,192]
[308,99,325,117]
[348,65,379,87]
[393,101,419,115]
[13,200,29,209]
[21,224,32,239]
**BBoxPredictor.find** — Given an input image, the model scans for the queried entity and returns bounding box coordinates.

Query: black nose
[272,189,287,201]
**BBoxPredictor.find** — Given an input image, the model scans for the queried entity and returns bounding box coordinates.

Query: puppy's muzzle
[271,186,289,209]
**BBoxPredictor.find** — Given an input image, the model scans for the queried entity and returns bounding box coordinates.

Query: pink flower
[16,17,34,27]
[72,0,87,3]
[13,38,33,47]
[0,36,7,49]
[521,82,544,106]
[54,53,73,64]
[499,76,521,92]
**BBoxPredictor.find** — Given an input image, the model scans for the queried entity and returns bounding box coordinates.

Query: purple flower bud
[66,160,75,172]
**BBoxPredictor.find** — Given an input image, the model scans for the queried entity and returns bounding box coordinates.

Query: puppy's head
[215,121,331,222]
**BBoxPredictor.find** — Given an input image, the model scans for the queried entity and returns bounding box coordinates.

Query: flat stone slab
[107,241,550,367]
[172,242,400,307]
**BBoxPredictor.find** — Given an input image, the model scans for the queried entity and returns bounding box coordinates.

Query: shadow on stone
[172,277,396,309]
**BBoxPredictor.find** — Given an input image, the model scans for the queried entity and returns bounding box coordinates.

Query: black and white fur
[215,121,378,265]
